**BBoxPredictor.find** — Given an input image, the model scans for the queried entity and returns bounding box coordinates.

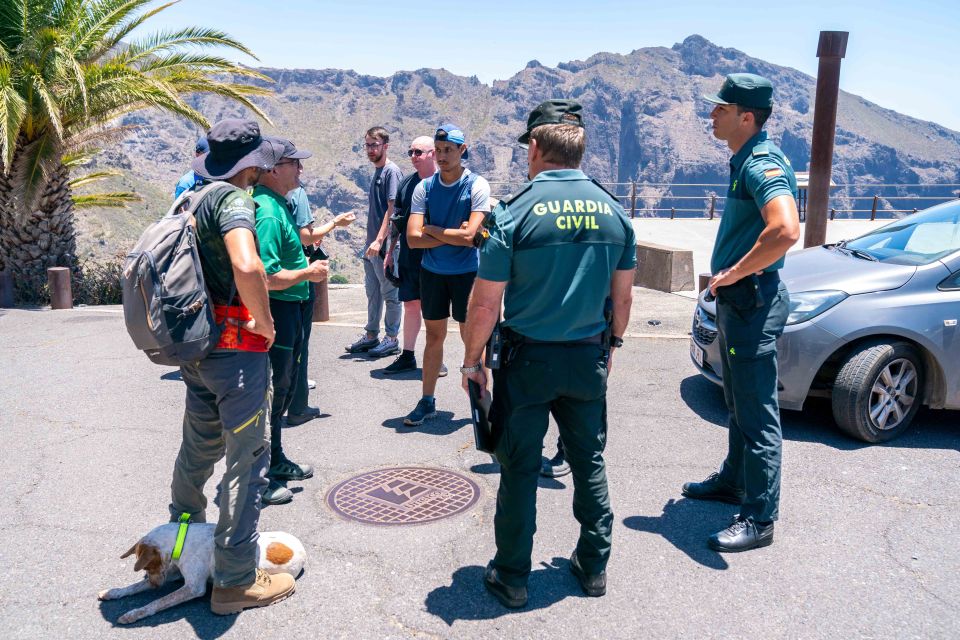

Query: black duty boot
[569,551,606,597]
[708,516,774,552]
[681,472,744,504]
[483,563,527,608]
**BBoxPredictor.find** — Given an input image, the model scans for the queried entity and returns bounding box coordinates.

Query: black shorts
[420,269,476,322]
[398,264,420,302]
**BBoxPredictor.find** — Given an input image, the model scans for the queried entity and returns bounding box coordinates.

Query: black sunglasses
[407,149,430,157]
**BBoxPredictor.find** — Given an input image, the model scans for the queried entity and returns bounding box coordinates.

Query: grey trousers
[363,254,401,337]
[170,350,270,587]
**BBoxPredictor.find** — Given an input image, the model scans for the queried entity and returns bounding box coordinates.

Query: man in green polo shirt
[254,137,329,506]
[461,100,636,608]
[680,73,800,552]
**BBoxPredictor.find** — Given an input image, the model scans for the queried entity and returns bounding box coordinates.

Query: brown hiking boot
[210,569,295,615]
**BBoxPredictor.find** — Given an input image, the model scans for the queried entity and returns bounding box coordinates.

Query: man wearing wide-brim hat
[680,73,800,553]
[170,118,298,615]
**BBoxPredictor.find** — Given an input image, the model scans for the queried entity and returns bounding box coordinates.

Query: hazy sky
[141,0,960,131]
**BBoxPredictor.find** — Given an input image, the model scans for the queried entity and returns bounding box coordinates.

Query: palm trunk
[0,162,78,302]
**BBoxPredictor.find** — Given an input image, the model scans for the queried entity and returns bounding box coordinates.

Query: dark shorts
[420,268,476,322]
[398,264,421,302]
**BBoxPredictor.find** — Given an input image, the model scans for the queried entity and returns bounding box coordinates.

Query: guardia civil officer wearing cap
[172,118,298,613]
[681,73,800,552]
[461,100,637,607]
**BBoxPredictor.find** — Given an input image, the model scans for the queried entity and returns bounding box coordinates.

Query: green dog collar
[172,513,191,561]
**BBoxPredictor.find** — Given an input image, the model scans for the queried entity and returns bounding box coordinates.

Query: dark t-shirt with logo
[193,185,258,305]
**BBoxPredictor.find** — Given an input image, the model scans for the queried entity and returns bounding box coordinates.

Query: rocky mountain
[77,35,960,281]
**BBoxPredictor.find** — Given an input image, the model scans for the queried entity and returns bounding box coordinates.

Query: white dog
[98,523,306,624]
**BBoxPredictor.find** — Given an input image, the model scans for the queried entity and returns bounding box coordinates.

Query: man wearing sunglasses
[253,138,329,505]
[382,136,447,376]
[346,126,403,359]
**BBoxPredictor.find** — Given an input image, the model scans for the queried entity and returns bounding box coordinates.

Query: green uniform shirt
[479,169,637,341]
[253,185,309,302]
[711,131,798,274]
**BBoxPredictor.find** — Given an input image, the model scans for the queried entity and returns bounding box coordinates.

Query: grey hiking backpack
[122,182,233,366]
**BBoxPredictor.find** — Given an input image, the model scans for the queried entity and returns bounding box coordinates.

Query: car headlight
[786,290,848,325]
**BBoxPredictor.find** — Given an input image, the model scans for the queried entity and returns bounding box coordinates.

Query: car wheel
[831,341,924,443]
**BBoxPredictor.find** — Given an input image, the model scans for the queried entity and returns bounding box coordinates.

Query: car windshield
[845,201,960,265]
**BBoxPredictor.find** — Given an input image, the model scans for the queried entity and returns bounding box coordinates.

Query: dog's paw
[117,610,140,625]
[97,589,113,601]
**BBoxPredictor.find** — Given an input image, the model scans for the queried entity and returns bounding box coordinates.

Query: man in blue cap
[173,137,209,198]
[681,73,800,552]
[405,124,491,426]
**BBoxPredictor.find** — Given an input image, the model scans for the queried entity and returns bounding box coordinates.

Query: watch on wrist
[459,362,483,374]
[609,335,624,349]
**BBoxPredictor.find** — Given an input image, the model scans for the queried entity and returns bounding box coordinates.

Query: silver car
[690,200,960,443]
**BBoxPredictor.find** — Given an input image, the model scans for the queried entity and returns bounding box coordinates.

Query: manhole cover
[326,467,481,526]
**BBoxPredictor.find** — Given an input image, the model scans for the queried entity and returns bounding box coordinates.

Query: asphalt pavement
[1,289,958,639]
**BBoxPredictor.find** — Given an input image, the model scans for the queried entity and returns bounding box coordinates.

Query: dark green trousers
[715,280,789,522]
[491,342,611,587]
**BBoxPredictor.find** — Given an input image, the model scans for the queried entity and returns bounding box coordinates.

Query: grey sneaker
[438,363,448,377]
[346,333,378,353]
[368,336,400,359]
[404,397,437,426]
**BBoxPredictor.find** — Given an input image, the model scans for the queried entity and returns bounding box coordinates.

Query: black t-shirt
[393,172,424,269]
[193,185,258,305]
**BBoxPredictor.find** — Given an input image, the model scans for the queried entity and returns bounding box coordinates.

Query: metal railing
[488,181,960,220]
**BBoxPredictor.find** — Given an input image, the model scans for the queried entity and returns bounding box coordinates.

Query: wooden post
[708,195,716,220]
[629,182,637,219]
[830,208,836,221]
[313,279,329,322]
[47,267,73,309]
[870,195,879,221]
[0,271,14,307]
[804,31,849,248]
[698,273,711,293]
[670,207,676,220]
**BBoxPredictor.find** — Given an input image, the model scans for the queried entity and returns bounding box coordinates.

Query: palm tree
[0,0,272,297]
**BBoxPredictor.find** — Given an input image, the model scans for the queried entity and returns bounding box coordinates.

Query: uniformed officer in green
[681,73,800,552]
[461,99,637,607]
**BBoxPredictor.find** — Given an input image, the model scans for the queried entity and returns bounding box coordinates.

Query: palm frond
[70,0,156,59]
[72,191,140,208]
[9,132,60,218]
[69,169,120,188]
[29,71,65,138]
[91,0,180,59]
[138,52,269,80]
[0,64,28,171]
[119,26,260,66]
[61,147,98,167]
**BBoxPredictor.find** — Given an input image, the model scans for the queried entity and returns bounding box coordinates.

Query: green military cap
[703,73,773,109]
[517,99,584,145]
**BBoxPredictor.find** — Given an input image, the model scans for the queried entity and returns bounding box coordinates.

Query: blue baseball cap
[435,123,469,160]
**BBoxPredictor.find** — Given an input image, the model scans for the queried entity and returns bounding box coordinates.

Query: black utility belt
[502,327,602,346]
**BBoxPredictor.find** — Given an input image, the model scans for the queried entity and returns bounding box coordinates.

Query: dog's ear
[133,544,163,573]
[120,542,140,560]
